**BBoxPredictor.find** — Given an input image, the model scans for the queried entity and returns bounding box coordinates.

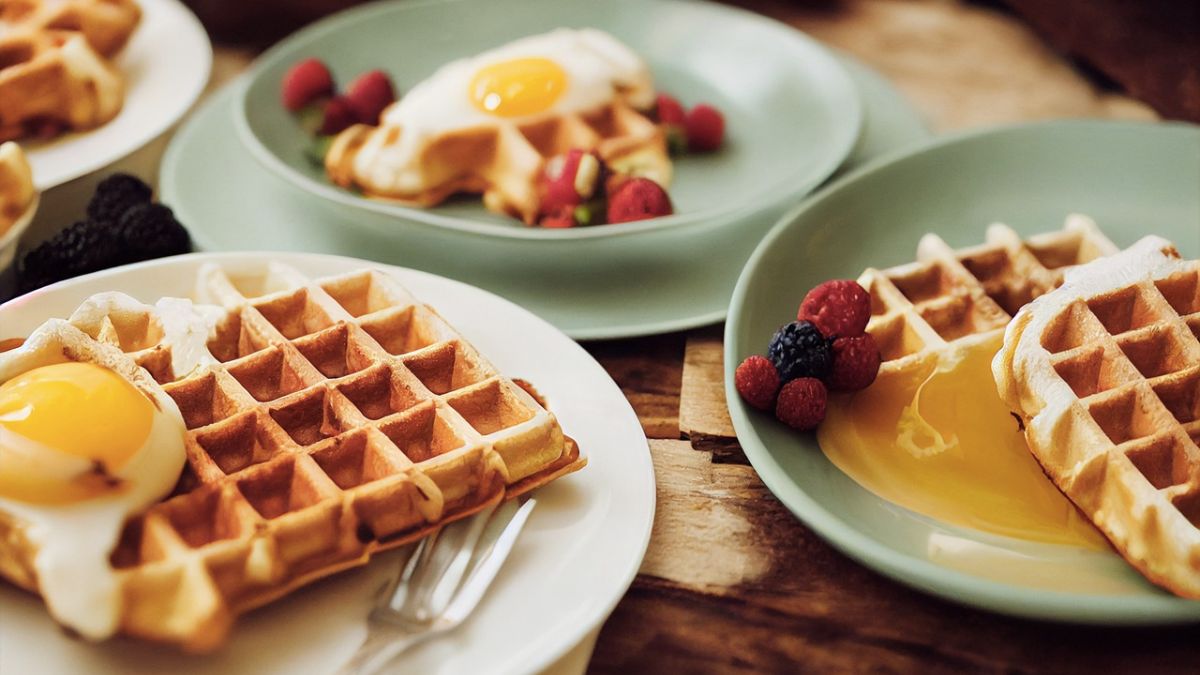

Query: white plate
[22,0,211,190]
[0,252,655,674]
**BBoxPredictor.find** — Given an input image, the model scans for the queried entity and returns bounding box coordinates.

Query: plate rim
[230,0,863,241]
[26,0,213,190]
[0,250,657,673]
[724,118,1200,625]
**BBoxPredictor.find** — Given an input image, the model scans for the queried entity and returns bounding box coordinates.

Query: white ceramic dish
[0,252,655,675]
[21,0,211,191]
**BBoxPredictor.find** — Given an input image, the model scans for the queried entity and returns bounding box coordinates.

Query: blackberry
[86,173,152,225]
[116,203,191,260]
[767,320,832,382]
[17,220,123,293]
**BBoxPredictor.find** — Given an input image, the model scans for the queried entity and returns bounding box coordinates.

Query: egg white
[355,28,654,193]
[0,319,187,640]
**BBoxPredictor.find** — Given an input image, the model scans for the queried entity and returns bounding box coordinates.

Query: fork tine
[397,502,497,621]
[441,499,536,624]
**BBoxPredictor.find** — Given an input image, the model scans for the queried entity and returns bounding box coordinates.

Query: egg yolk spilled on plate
[817,333,1108,549]
[470,57,567,117]
[0,361,153,504]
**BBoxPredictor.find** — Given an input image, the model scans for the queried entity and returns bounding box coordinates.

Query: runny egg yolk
[469,57,567,118]
[817,333,1109,550]
[0,362,154,504]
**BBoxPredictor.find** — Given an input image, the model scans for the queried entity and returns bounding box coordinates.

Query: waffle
[994,237,1200,597]
[327,100,669,224]
[858,214,1119,378]
[0,261,584,651]
[0,140,34,236]
[0,0,140,142]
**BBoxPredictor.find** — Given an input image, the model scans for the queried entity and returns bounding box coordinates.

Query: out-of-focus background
[185,0,1200,126]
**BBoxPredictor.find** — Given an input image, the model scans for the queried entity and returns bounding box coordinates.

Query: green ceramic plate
[726,120,1200,623]
[161,55,926,339]
[234,0,862,239]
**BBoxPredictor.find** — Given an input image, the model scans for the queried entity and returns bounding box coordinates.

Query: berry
[345,69,396,124]
[827,334,882,392]
[655,93,685,125]
[606,177,673,224]
[115,203,191,261]
[735,355,780,411]
[775,378,827,430]
[86,173,152,225]
[17,220,123,293]
[798,279,871,339]
[538,150,604,217]
[767,320,832,382]
[319,95,357,135]
[684,103,724,152]
[282,58,334,112]
[539,212,575,229]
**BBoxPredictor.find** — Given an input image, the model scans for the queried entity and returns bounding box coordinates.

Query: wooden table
[200,1,1198,671]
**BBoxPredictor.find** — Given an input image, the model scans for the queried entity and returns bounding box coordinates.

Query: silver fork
[336,498,537,675]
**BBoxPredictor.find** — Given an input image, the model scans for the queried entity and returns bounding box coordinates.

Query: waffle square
[994,236,1200,597]
[0,261,584,651]
[857,214,1119,375]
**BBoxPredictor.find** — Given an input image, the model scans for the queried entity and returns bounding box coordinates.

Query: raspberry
[281,58,334,112]
[775,378,827,430]
[735,355,780,411]
[345,69,396,125]
[827,334,881,391]
[319,95,357,135]
[606,177,673,224]
[655,93,685,125]
[538,212,575,229]
[767,321,832,382]
[86,173,152,225]
[684,104,724,152]
[798,280,871,339]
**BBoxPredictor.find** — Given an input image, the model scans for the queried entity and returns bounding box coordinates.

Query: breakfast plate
[235,0,861,237]
[20,0,211,191]
[160,55,926,339]
[726,120,1200,623]
[0,252,655,674]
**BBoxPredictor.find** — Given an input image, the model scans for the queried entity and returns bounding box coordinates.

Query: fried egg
[353,28,654,193]
[0,320,186,640]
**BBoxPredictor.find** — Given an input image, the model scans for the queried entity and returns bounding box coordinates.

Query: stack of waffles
[326,98,669,224]
[855,214,1119,378]
[0,0,140,141]
[994,237,1200,596]
[0,261,584,651]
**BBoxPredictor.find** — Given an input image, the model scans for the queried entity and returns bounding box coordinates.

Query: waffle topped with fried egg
[325,28,671,224]
[0,0,140,142]
[0,262,584,651]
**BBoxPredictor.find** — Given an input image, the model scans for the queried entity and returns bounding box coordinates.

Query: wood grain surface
[192,2,1195,672]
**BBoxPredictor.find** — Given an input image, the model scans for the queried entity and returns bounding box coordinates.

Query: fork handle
[335,625,426,675]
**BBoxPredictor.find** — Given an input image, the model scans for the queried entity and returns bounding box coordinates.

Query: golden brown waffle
[0,140,34,235]
[326,99,670,224]
[0,262,584,650]
[0,0,139,141]
[859,215,1119,377]
[994,237,1200,597]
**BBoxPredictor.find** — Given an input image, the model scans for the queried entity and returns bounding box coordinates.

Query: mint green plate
[235,0,861,239]
[162,54,925,339]
[726,120,1200,623]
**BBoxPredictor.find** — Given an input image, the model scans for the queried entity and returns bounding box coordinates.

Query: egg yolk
[0,362,154,504]
[817,334,1109,550]
[469,57,567,118]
